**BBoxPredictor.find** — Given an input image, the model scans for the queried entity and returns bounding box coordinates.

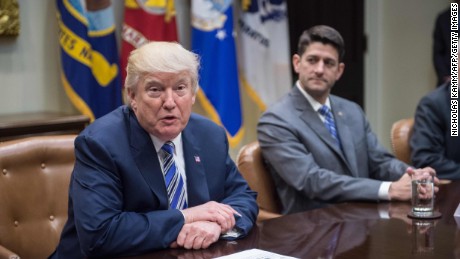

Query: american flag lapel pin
[194,155,201,163]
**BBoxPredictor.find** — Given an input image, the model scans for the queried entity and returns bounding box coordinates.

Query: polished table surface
[127,181,460,259]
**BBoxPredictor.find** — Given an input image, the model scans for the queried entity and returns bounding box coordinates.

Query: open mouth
[162,116,177,124]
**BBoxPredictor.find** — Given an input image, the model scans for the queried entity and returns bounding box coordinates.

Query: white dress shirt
[150,133,188,205]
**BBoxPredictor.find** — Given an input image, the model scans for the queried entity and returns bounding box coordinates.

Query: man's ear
[336,62,345,80]
[292,54,301,73]
[127,88,137,110]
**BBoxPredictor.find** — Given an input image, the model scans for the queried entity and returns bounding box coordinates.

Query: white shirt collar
[295,80,331,112]
[150,133,183,155]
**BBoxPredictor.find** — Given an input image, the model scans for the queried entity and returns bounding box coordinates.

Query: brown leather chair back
[237,141,282,221]
[390,118,414,164]
[0,135,76,259]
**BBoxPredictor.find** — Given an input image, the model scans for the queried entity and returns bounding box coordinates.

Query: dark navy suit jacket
[411,83,460,179]
[51,106,258,258]
[433,7,456,86]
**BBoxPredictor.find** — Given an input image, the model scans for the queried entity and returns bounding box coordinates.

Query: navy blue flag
[57,0,122,121]
[191,0,244,147]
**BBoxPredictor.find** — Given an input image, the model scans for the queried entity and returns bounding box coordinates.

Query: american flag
[194,156,201,163]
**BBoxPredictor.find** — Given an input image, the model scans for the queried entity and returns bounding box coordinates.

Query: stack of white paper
[455,203,460,227]
[215,249,298,259]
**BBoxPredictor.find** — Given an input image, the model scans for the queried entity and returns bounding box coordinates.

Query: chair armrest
[0,244,19,259]
[257,209,282,222]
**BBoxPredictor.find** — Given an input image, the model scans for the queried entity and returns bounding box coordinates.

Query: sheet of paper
[214,248,298,259]
[455,202,460,228]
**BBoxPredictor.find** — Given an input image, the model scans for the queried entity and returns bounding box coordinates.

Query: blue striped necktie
[318,105,341,148]
[161,141,187,210]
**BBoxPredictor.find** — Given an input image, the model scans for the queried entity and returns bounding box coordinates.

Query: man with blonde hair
[51,42,257,258]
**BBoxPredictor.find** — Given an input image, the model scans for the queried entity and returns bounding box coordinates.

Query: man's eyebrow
[176,78,189,84]
[143,78,162,85]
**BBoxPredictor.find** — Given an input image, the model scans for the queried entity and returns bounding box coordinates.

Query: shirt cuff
[179,209,186,224]
[378,181,392,201]
[221,228,242,239]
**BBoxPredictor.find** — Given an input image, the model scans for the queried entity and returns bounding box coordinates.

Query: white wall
[0,0,452,153]
[365,0,451,149]
[0,0,74,115]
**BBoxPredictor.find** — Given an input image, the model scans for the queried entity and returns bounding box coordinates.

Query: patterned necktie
[161,141,187,210]
[318,105,341,148]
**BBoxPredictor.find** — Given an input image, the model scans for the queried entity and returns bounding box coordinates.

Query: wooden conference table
[128,181,460,259]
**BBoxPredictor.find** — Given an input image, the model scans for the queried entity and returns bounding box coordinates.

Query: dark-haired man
[257,25,437,214]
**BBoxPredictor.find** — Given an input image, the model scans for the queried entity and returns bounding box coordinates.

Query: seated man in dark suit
[50,42,258,258]
[257,25,437,214]
[433,2,459,86]
[411,82,460,180]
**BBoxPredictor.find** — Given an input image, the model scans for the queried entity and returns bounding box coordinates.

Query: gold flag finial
[0,0,20,36]
[242,0,251,11]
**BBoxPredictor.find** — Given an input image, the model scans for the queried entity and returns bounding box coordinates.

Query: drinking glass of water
[411,170,434,217]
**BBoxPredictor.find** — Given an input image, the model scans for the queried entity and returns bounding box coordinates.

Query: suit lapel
[330,97,359,176]
[127,109,169,208]
[292,88,355,174]
[293,88,342,156]
[182,125,210,207]
[300,105,340,152]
